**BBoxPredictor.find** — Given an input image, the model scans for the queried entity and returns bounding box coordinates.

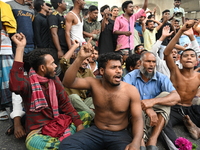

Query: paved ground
[0,110,199,150]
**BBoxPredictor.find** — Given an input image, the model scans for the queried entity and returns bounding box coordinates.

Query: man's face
[147,22,155,31]
[125,3,134,15]
[102,60,122,86]
[80,58,89,69]
[89,10,98,21]
[163,12,170,20]
[180,51,198,69]
[140,53,156,79]
[42,3,50,13]
[174,1,181,7]
[60,0,67,11]
[43,54,57,79]
[135,45,144,54]
[172,49,178,61]
[89,49,98,63]
[174,21,180,28]
[78,0,85,10]
[111,7,119,17]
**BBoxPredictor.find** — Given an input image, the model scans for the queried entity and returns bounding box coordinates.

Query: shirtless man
[65,0,86,49]
[59,39,144,150]
[163,20,200,148]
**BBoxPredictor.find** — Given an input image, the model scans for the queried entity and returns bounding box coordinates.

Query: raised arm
[62,38,94,89]
[142,0,148,10]
[11,33,26,62]
[164,20,196,72]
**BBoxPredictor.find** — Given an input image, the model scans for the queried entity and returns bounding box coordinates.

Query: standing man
[65,0,86,49]
[113,0,148,55]
[7,0,35,54]
[123,51,180,150]
[60,43,144,150]
[33,0,51,48]
[83,5,101,46]
[163,20,200,149]
[48,0,68,59]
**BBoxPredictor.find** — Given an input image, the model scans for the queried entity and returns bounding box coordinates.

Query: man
[134,44,145,54]
[135,13,146,43]
[60,40,95,119]
[170,0,185,25]
[65,0,86,49]
[0,1,17,120]
[7,0,35,54]
[123,51,180,150]
[113,0,148,55]
[87,46,99,73]
[9,33,85,149]
[59,41,144,150]
[83,5,101,46]
[163,20,200,149]
[33,0,51,48]
[142,19,162,51]
[99,5,118,54]
[48,0,68,59]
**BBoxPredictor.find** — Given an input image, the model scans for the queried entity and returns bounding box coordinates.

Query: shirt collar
[136,69,157,81]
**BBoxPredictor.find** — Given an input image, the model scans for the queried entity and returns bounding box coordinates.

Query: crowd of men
[1,0,200,149]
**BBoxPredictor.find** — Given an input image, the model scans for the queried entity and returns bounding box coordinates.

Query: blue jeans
[59,125,132,150]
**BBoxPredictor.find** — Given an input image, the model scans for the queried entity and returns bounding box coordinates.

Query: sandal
[5,125,14,135]
[0,111,9,121]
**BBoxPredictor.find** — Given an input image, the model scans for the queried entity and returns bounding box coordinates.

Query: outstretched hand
[162,25,174,37]
[78,37,93,60]
[11,33,26,48]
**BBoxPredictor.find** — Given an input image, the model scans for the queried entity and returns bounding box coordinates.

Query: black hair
[122,1,133,13]
[34,0,45,12]
[147,14,155,19]
[88,5,98,12]
[111,6,118,11]
[180,49,197,59]
[46,3,52,7]
[146,20,154,26]
[23,48,57,72]
[162,9,170,15]
[174,0,181,1]
[134,44,144,52]
[82,8,89,16]
[98,52,122,69]
[126,54,141,72]
[100,5,110,13]
[94,46,99,51]
[51,0,62,9]
[69,6,73,11]
[175,19,180,23]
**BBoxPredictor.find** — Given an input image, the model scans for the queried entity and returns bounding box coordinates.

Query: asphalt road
[0,112,199,150]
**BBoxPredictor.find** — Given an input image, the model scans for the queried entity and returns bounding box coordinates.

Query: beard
[104,72,120,87]
[140,65,154,79]
[44,68,56,79]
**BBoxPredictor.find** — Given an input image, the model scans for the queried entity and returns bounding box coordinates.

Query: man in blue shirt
[123,51,180,150]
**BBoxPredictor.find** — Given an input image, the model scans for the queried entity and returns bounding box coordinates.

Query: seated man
[9,33,90,149]
[163,20,200,149]
[59,41,144,150]
[60,40,95,119]
[123,51,180,150]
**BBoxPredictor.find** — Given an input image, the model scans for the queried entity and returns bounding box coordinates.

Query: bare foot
[183,115,200,140]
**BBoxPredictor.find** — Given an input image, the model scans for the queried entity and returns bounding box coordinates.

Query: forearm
[164,30,183,56]
[131,117,143,148]
[62,57,83,87]
[154,91,180,106]
[83,31,93,38]
[142,0,148,10]
[14,46,25,62]
[113,30,126,35]
[65,32,72,48]
[52,34,62,52]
